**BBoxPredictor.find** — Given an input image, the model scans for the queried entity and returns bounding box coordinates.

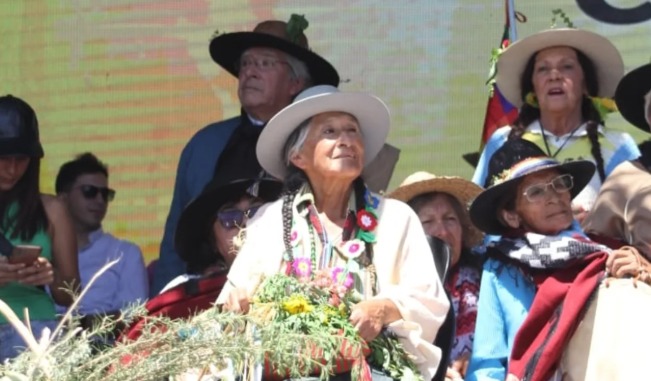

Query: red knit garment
[507,252,607,381]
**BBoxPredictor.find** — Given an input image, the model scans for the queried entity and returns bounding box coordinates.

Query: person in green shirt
[0,95,80,362]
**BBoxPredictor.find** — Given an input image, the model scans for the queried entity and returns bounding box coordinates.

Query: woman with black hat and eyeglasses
[161,173,283,293]
[0,95,80,362]
[466,139,651,381]
[121,173,282,342]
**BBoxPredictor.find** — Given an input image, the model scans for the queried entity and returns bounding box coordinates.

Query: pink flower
[331,267,354,290]
[292,258,312,278]
[311,269,333,288]
[290,230,299,246]
[340,239,364,259]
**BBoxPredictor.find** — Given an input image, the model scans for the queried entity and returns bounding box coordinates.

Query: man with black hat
[584,63,651,258]
[151,15,339,294]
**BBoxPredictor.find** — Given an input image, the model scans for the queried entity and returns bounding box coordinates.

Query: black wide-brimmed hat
[209,17,339,87]
[469,139,595,235]
[174,173,283,269]
[615,63,651,132]
[0,95,44,158]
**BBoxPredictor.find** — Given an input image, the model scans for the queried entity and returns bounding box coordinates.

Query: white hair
[284,53,312,87]
[283,118,312,168]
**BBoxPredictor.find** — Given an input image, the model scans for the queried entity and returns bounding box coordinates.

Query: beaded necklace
[283,188,380,294]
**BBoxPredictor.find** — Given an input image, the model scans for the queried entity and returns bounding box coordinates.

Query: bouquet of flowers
[248,263,423,381]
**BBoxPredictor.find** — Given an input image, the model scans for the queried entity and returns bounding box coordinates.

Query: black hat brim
[209,32,339,87]
[615,63,651,132]
[469,160,596,235]
[174,178,283,263]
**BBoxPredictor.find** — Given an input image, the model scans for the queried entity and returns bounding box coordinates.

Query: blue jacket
[151,116,241,295]
[465,258,536,381]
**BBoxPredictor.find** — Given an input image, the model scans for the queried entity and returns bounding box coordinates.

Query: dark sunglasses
[77,185,116,202]
[216,205,261,229]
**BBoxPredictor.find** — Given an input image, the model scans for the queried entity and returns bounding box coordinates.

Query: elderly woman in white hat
[390,172,483,380]
[217,85,449,380]
[472,28,640,221]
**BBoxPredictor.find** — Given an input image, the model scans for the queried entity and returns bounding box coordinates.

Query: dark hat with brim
[174,177,283,265]
[469,139,595,235]
[0,95,43,158]
[615,63,651,132]
[209,20,339,87]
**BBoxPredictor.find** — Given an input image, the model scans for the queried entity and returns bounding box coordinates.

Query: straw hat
[389,171,484,247]
[209,19,339,86]
[256,85,390,180]
[615,63,651,132]
[496,28,624,108]
[469,139,595,235]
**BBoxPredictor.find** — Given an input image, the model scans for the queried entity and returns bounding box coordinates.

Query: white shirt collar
[525,120,604,138]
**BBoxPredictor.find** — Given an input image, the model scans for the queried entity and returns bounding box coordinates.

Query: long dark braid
[582,96,607,181]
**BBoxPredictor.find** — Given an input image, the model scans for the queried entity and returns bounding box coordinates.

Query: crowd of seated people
[3,13,651,381]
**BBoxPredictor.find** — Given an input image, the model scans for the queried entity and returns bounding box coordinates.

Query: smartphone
[8,245,42,265]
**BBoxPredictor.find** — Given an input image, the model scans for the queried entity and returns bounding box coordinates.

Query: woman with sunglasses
[217,85,449,380]
[465,139,651,381]
[162,172,283,293]
[0,95,79,362]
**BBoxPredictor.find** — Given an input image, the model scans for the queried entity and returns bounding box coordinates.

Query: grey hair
[284,53,312,87]
[282,118,312,167]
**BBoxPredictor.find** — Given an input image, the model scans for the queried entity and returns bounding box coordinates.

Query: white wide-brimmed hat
[496,28,624,108]
[256,85,390,180]
[389,171,484,246]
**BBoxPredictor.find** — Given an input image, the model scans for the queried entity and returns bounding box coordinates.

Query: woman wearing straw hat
[584,63,651,257]
[390,172,483,380]
[466,139,650,381]
[217,85,449,380]
[472,28,640,221]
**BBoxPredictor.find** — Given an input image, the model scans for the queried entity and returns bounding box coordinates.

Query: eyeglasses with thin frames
[522,174,573,203]
[236,55,293,74]
[216,205,262,229]
[76,184,116,202]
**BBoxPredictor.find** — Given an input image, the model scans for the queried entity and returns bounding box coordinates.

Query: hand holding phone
[9,245,42,265]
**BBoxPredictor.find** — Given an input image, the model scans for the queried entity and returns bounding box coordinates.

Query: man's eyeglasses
[237,56,291,73]
[522,174,573,203]
[77,185,116,202]
[216,205,261,229]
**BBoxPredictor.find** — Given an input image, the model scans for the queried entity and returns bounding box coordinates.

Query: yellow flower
[282,294,314,315]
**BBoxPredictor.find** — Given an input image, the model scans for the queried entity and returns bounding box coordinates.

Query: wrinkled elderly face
[414,193,464,267]
[290,112,365,182]
[237,47,304,121]
[500,168,574,235]
[532,47,587,115]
